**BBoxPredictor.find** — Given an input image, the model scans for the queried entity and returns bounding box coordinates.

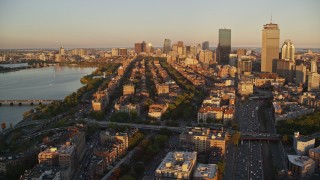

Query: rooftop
[57,145,75,155]
[288,155,315,167]
[309,146,320,153]
[156,151,197,173]
[193,163,218,179]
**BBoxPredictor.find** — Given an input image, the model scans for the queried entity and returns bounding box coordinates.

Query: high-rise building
[163,39,171,54]
[196,44,202,55]
[111,48,119,56]
[261,21,280,72]
[295,64,307,85]
[310,60,318,73]
[202,41,209,50]
[308,60,320,91]
[238,58,252,74]
[134,41,146,54]
[199,50,213,64]
[276,59,295,83]
[217,29,231,65]
[281,39,295,61]
[119,48,127,56]
[134,43,142,54]
[59,46,65,55]
[141,41,146,52]
[146,43,154,54]
[177,41,184,47]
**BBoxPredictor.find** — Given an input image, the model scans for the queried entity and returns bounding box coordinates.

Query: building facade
[217,29,231,65]
[261,22,280,72]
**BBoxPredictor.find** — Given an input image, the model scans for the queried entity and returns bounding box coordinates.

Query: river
[0,65,96,127]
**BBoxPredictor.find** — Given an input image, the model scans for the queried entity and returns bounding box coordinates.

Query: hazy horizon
[1,0,320,49]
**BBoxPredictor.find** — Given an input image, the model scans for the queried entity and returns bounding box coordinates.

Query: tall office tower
[311,60,318,73]
[59,46,65,55]
[281,39,295,61]
[141,41,146,52]
[217,29,231,65]
[146,43,154,54]
[172,44,178,53]
[185,46,191,54]
[111,48,119,56]
[134,43,142,54]
[308,60,319,91]
[177,41,184,48]
[295,64,307,85]
[276,59,295,83]
[261,21,280,72]
[308,72,319,91]
[190,46,196,58]
[202,41,209,50]
[163,39,171,54]
[196,44,202,54]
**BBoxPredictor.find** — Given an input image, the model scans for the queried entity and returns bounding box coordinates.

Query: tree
[1,122,6,130]
[282,134,289,144]
[232,131,241,146]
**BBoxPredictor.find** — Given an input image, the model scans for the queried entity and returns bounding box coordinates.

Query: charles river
[0,64,96,127]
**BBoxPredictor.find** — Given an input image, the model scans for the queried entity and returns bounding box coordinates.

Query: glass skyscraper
[163,39,171,54]
[217,29,231,65]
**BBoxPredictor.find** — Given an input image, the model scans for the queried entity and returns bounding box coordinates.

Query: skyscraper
[134,43,142,54]
[217,29,231,65]
[59,46,65,55]
[202,41,209,50]
[134,41,146,54]
[281,39,295,61]
[261,21,280,72]
[163,39,171,54]
[308,60,319,91]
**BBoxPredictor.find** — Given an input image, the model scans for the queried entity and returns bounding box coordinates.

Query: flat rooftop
[156,151,197,173]
[193,163,218,179]
[288,155,314,167]
[57,145,75,155]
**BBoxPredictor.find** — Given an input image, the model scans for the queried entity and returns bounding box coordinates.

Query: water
[0,65,96,127]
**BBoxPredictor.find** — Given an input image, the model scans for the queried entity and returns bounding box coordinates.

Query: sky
[0,0,319,49]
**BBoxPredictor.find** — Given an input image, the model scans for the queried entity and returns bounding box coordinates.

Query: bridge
[86,119,185,132]
[0,99,61,106]
[240,132,280,141]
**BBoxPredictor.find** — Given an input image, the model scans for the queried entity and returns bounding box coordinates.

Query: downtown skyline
[0,0,320,49]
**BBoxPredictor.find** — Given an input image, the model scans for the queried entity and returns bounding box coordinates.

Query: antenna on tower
[270,13,273,23]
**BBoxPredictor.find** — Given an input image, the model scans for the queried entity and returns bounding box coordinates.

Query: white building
[155,151,197,180]
[193,163,218,180]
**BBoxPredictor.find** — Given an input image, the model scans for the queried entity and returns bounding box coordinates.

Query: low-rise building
[309,146,320,169]
[157,84,170,94]
[293,132,315,155]
[193,163,218,180]
[148,103,168,120]
[180,127,228,154]
[238,81,253,95]
[287,155,315,178]
[123,84,135,95]
[38,147,59,166]
[155,151,197,180]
